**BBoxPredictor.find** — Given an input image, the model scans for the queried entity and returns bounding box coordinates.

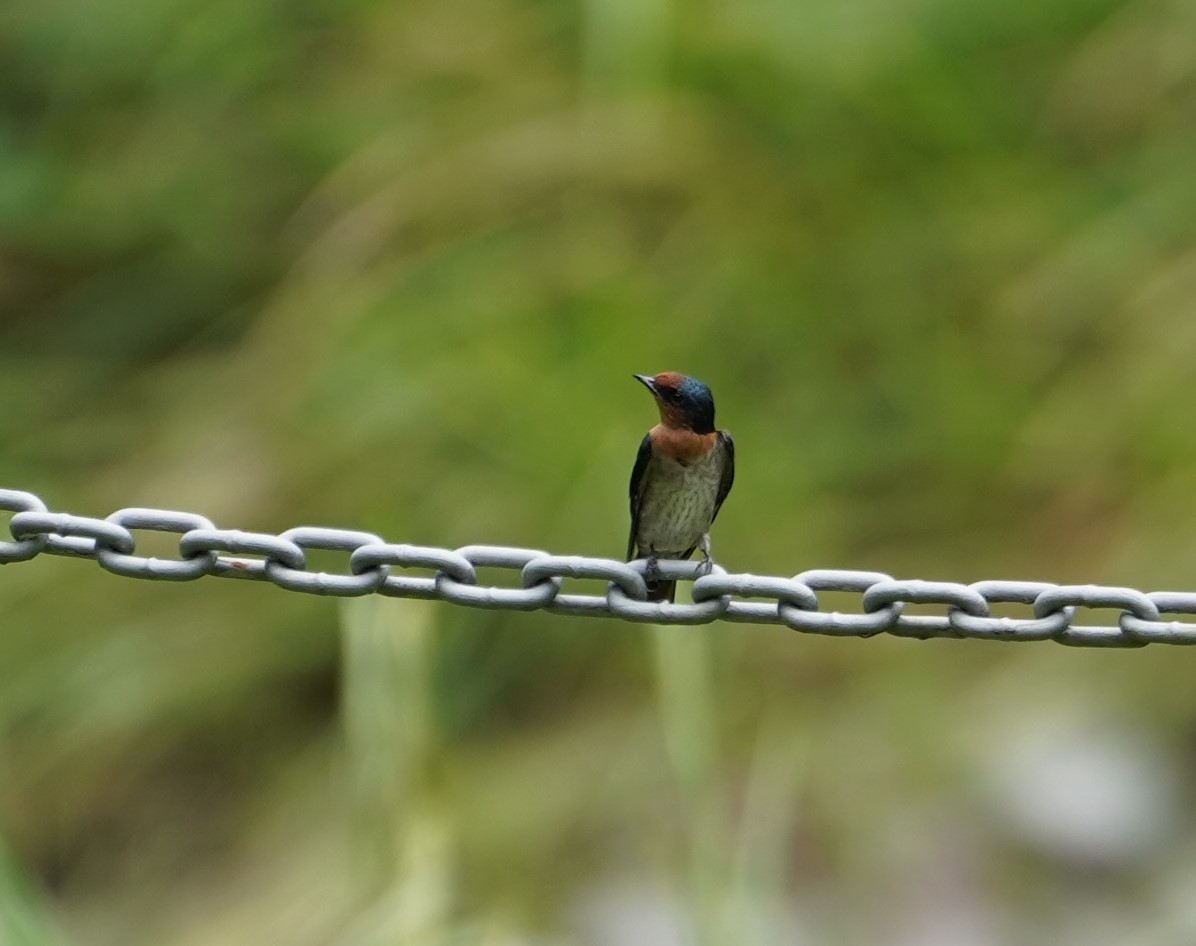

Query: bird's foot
[697,535,714,575]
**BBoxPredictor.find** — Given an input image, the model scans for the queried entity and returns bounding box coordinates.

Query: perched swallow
[628,372,735,602]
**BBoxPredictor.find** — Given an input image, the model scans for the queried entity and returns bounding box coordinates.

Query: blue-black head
[634,372,717,434]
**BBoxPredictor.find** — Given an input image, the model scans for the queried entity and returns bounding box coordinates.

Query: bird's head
[634,372,716,434]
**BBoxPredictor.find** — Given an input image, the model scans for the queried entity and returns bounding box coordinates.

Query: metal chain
[2,488,1194,647]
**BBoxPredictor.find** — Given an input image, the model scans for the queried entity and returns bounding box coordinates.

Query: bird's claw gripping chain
[2,488,1196,645]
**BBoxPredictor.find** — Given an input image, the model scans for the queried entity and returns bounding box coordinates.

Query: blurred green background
[3,0,1196,942]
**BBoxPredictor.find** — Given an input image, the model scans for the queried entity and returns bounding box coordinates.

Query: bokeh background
[3,0,1196,942]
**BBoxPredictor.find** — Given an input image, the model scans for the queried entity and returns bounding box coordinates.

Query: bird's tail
[645,579,676,603]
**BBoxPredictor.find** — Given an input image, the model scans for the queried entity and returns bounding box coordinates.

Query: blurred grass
[340,598,453,945]
[3,0,1196,941]
[0,838,70,946]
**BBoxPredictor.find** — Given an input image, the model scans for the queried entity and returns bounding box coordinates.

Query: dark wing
[627,433,652,560]
[711,430,735,523]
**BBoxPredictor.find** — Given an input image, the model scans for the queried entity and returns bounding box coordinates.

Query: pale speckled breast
[634,441,727,556]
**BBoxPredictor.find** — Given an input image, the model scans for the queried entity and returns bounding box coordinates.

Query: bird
[628,372,735,602]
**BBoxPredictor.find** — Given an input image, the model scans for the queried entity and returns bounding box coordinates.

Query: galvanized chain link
[2,488,1195,646]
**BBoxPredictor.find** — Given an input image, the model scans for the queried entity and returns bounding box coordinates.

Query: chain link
[2,488,1195,646]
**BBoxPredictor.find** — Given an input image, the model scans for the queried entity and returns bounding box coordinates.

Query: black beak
[633,374,657,394]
